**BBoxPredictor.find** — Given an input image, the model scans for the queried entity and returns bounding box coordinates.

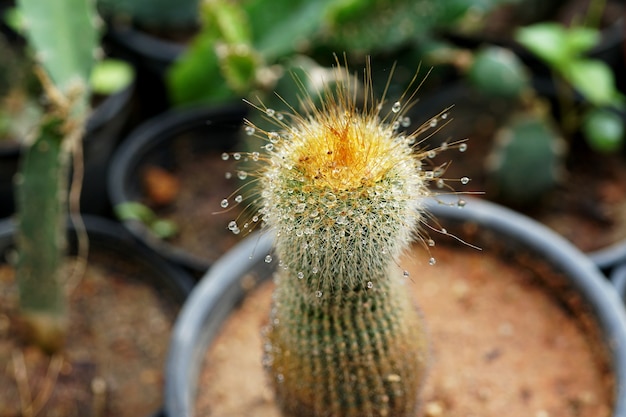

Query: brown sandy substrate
[0,251,181,417]
[194,243,613,417]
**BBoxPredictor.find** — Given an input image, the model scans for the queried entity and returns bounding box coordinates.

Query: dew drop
[297,271,304,279]
[436,179,445,188]
[429,119,438,128]
[315,290,323,298]
[228,221,238,230]
[265,255,273,263]
[441,113,448,119]
[392,101,402,113]
[403,270,410,278]
[429,257,436,266]
[266,108,276,117]
[440,142,449,151]
[457,199,466,208]
[427,239,435,247]
[221,152,229,160]
[237,171,248,180]
[427,150,437,159]
[234,195,243,203]
[367,281,373,289]
[233,153,241,160]
[245,126,255,136]
[276,112,284,121]
[461,176,470,185]
[265,143,274,151]
[401,116,411,127]
[268,131,280,142]
[459,143,468,152]
[251,151,260,161]
[220,199,229,208]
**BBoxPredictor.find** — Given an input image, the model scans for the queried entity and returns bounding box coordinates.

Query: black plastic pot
[164,196,626,417]
[0,214,195,416]
[102,24,187,118]
[406,79,626,274]
[0,83,135,218]
[107,103,247,275]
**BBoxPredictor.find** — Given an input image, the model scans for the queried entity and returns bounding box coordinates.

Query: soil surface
[193,242,614,417]
[0,249,182,417]
[141,138,249,271]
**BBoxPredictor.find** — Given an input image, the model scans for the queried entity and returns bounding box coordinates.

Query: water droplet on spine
[297,271,304,279]
[221,152,229,160]
[265,255,273,263]
[461,176,470,185]
[220,199,229,208]
[245,126,255,136]
[367,281,373,289]
[315,290,323,298]
[429,257,436,266]
[266,108,275,117]
[391,101,402,113]
[459,143,468,152]
[234,195,243,203]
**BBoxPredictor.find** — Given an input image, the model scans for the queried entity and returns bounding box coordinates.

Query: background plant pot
[107,103,248,276]
[102,25,187,118]
[164,197,626,417]
[0,214,195,416]
[407,79,626,274]
[0,83,135,219]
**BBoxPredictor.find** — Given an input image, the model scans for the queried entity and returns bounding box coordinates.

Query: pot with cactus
[165,60,626,417]
[417,13,626,273]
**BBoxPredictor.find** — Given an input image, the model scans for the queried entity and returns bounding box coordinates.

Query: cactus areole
[228,59,466,417]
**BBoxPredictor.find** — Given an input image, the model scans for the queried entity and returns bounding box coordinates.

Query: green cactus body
[15,0,98,351]
[230,62,458,416]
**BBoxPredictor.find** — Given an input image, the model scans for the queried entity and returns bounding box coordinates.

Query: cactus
[225,60,466,416]
[15,0,98,352]
[97,0,200,29]
[486,111,566,205]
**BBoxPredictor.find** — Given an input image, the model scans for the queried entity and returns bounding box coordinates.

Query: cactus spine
[15,0,98,352]
[229,61,460,416]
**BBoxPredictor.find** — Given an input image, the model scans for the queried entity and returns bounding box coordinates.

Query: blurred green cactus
[15,0,98,352]
[486,112,566,205]
[97,0,200,29]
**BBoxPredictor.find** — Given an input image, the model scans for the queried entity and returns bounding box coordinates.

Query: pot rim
[165,196,626,417]
[107,103,247,273]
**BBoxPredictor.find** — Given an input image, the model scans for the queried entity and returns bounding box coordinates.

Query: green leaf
[565,26,600,56]
[515,23,568,67]
[114,202,156,224]
[565,60,617,106]
[90,59,134,95]
[583,108,624,153]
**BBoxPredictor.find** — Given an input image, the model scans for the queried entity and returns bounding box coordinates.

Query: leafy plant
[167,0,513,107]
[515,22,625,152]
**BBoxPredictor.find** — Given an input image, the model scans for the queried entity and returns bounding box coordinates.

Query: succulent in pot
[166,57,626,417]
